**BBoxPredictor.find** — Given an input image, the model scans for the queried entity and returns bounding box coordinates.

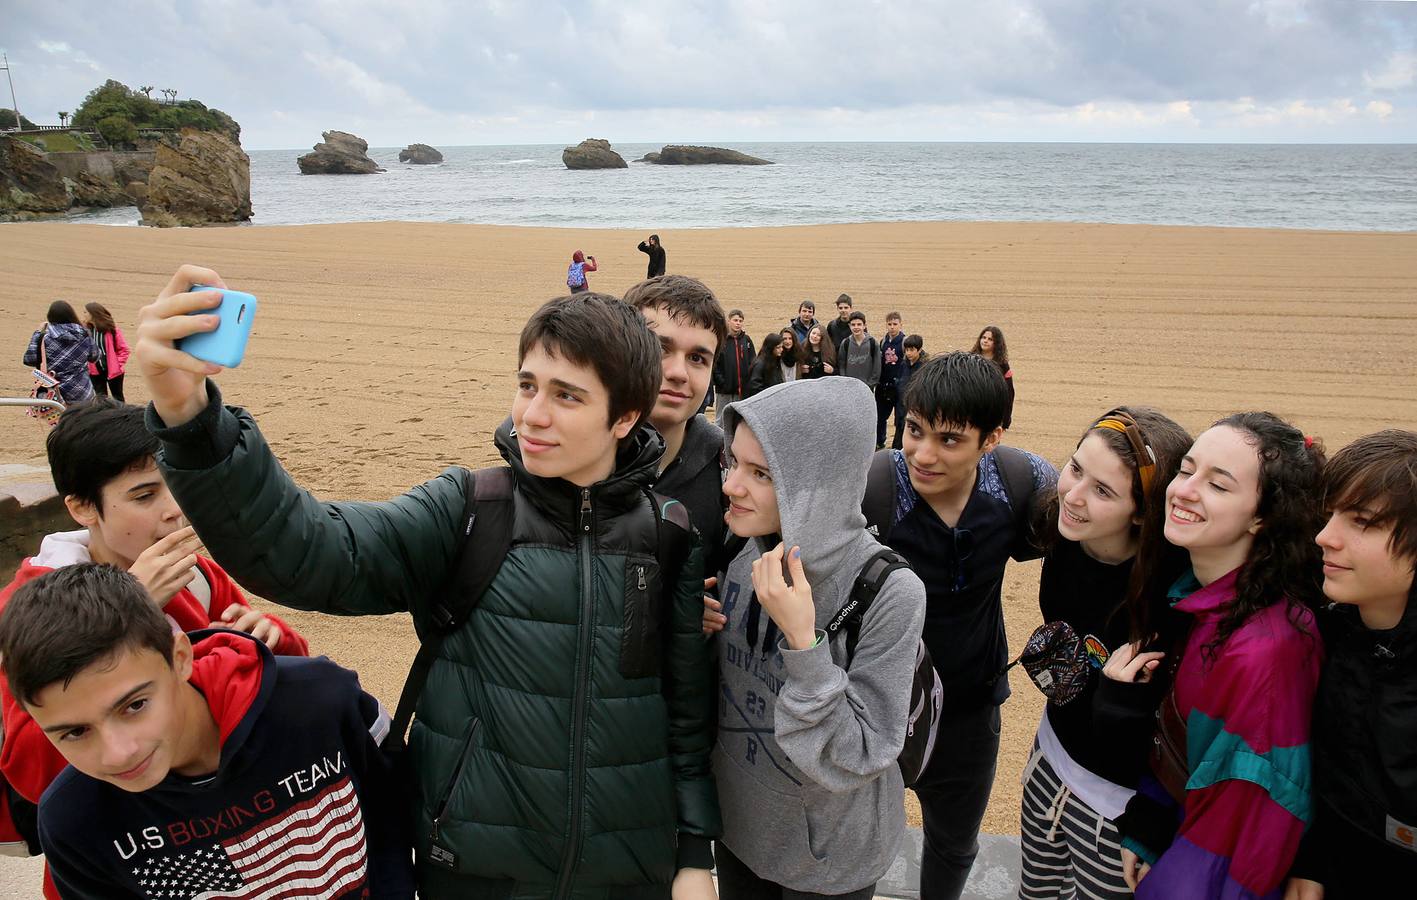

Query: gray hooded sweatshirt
[713,377,927,894]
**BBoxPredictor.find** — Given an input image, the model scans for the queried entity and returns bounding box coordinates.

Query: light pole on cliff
[1,54,20,130]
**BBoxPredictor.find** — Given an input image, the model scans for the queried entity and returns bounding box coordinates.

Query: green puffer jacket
[151,384,720,900]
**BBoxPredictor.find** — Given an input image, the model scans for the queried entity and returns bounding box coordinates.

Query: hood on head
[720,378,876,586]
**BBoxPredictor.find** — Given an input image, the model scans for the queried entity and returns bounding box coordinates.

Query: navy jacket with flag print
[37,630,413,899]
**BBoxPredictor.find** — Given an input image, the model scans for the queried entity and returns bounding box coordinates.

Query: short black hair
[904,334,924,350]
[48,399,159,513]
[902,351,1009,442]
[46,301,80,326]
[0,564,175,707]
[518,293,661,432]
[836,294,853,307]
[848,310,867,325]
[623,274,728,354]
[1324,429,1417,567]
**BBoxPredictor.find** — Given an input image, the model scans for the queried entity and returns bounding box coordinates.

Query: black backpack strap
[994,445,1041,561]
[862,448,898,542]
[387,465,515,751]
[649,491,694,592]
[826,548,912,663]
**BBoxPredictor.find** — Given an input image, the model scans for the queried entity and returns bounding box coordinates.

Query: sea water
[70,142,1417,232]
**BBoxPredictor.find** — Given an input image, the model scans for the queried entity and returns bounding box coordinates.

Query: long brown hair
[84,302,117,334]
[970,325,1009,372]
[1040,406,1194,642]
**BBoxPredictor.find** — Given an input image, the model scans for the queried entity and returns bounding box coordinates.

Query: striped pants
[1018,745,1132,899]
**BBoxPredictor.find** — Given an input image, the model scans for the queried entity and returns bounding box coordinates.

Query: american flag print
[132,776,369,899]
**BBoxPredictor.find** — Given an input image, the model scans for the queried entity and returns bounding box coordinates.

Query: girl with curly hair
[1103,412,1327,899]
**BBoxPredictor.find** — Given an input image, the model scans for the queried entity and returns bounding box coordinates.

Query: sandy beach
[3,219,1415,846]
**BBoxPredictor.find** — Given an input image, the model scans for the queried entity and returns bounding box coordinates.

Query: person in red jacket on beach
[0,399,308,898]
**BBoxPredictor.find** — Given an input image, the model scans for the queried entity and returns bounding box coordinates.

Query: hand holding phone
[177,286,257,368]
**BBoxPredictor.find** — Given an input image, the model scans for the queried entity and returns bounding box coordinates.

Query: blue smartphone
[178,286,257,368]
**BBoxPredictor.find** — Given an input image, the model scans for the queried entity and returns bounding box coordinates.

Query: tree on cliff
[0,108,36,129]
[71,80,240,149]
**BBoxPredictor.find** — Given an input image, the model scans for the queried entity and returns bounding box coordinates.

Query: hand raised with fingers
[750,543,816,651]
[128,525,203,605]
[216,603,285,650]
[134,264,230,426]
[1103,639,1166,684]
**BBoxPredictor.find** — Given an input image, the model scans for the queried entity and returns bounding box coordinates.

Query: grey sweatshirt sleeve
[772,569,927,792]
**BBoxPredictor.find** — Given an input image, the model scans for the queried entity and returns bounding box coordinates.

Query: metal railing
[0,397,64,412]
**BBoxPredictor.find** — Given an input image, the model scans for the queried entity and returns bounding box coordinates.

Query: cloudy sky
[4,0,1415,150]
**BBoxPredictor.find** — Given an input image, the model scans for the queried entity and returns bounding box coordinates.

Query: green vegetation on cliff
[72,80,240,149]
[0,108,37,129]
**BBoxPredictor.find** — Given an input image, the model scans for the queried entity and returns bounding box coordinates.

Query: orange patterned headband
[1092,411,1157,495]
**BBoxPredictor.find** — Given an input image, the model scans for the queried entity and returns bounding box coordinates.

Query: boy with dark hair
[838,311,880,390]
[892,335,927,450]
[0,400,308,896]
[863,351,1057,899]
[132,267,719,899]
[788,300,818,346]
[1288,430,1417,897]
[876,312,906,450]
[826,293,854,351]
[713,309,755,419]
[0,563,412,899]
[625,274,729,569]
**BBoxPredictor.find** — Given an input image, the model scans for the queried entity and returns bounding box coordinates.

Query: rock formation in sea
[141,128,253,227]
[297,131,384,174]
[399,143,444,164]
[638,145,772,165]
[562,138,628,169]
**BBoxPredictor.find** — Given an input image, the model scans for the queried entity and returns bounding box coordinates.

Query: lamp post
[1,54,20,129]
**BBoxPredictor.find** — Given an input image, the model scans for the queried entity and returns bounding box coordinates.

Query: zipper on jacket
[553,488,596,899]
[430,718,481,845]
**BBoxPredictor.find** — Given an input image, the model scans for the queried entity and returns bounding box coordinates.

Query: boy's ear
[980,426,1004,455]
[171,631,195,682]
[612,411,641,441]
[64,494,100,529]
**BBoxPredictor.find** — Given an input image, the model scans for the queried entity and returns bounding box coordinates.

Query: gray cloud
[2,0,1412,147]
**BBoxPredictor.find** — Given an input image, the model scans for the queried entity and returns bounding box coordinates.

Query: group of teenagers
[712,295,1016,452]
[0,265,1411,900]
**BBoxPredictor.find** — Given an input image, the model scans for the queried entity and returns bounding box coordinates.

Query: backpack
[567,263,586,288]
[825,547,942,787]
[710,535,942,787]
[385,466,694,753]
[862,444,1041,560]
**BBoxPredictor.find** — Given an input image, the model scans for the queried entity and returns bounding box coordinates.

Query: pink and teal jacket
[1129,568,1323,899]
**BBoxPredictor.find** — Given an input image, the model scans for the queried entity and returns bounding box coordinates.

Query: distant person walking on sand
[637,234,667,278]
[971,325,1014,430]
[566,249,597,293]
[83,302,130,402]
[23,301,96,406]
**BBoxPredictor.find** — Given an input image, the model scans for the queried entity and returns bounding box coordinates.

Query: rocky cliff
[141,127,252,227]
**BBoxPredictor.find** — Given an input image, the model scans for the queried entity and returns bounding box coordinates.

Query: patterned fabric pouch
[1008,620,1111,706]
[27,329,66,427]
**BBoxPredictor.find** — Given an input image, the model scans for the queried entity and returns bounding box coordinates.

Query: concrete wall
[45,150,154,183]
[0,465,70,582]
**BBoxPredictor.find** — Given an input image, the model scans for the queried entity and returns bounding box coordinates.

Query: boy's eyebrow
[125,478,164,495]
[40,681,155,734]
[548,378,590,396]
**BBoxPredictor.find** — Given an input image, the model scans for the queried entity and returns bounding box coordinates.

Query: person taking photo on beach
[712,310,755,418]
[132,268,721,900]
[826,294,854,352]
[1017,407,1191,899]
[625,275,729,574]
[857,351,1057,900]
[1285,430,1417,899]
[788,300,818,346]
[637,234,667,278]
[710,377,927,899]
[566,249,597,293]
[1102,412,1325,899]
[876,312,906,450]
